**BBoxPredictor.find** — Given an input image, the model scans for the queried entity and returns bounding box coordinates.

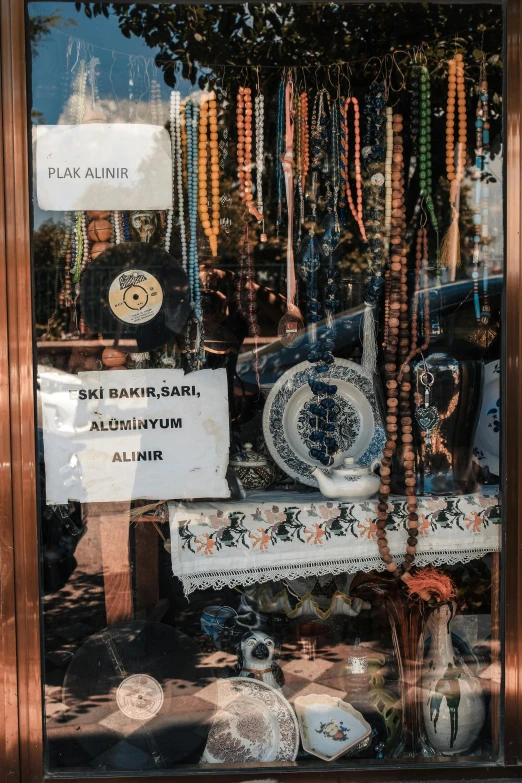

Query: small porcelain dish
[294,693,372,762]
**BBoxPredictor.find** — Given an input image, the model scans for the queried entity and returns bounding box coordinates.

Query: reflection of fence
[35,266,367,336]
[35,266,62,332]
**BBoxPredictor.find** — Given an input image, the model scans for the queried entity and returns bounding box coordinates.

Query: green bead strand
[418,65,438,231]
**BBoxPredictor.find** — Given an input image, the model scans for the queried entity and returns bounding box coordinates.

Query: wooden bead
[91,241,111,259]
[86,210,110,219]
[88,219,112,242]
[102,347,127,367]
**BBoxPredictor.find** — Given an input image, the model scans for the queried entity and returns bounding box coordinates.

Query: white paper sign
[40,368,230,503]
[36,124,173,211]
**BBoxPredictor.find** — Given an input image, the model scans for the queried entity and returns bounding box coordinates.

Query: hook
[341,61,352,98]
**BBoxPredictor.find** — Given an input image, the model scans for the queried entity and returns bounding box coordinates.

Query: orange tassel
[403,566,456,604]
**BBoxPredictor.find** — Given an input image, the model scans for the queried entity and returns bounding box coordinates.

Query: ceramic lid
[336,457,369,476]
[229,443,270,468]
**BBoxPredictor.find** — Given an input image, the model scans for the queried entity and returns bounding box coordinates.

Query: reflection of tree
[29,9,76,123]
[34,219,67,337]
[29,10,75,56]
[75,3,502,269]
[35,5,503,336]
[78,4,502,93]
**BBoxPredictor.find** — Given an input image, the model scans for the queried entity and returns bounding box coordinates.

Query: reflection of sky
[29,1,504,268]
[29,2,196,228]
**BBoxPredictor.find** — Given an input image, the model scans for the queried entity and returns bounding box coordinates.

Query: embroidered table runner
[169,491,500,595]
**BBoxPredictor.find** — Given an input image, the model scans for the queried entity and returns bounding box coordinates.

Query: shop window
[29,1,503,772]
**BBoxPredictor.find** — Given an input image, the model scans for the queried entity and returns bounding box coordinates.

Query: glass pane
[29,1,503,773]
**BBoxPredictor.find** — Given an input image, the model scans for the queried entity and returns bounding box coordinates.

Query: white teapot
[311,457,381,501]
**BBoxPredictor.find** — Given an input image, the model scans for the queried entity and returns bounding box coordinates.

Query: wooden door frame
[1,0,521,781]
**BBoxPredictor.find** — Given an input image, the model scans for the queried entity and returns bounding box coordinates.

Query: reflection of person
[183,262,303,364]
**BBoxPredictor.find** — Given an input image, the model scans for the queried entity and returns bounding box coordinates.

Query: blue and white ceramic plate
[262,359,385,488]
[473,360,500,477]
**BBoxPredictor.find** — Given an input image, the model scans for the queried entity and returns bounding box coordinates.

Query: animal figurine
[235,630,284,690]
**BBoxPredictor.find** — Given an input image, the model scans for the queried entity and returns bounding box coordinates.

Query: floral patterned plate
[201,678,299,763]
[262,359,385,487]
[473,361,500,477]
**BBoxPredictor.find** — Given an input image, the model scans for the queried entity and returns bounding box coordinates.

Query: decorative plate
[294,693,372,762]
[201,678,299,764]
[473,360,500,477]
[262,359,385,487]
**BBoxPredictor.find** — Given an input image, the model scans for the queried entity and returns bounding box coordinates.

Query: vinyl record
[61,621,215,769]
[81,243,191,352]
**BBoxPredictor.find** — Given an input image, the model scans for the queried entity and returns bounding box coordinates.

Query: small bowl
[294,693,372,762]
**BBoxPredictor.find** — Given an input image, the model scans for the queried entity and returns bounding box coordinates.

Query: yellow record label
[108,269,163,325]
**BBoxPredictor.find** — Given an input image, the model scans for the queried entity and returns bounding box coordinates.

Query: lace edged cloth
[169,490,501,596]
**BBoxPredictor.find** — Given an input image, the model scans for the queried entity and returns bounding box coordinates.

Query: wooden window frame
[1,0,521,780]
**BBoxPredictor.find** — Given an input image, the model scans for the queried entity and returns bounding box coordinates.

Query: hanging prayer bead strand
[198,93,220,257]
[276,80,285,236]
[340,96,366,240]
[278,76,304,348]
[472,62,492,327]
[186,99,202,323]
[296,92,309,243]
[165,90,178,252]
[378,113,420,582]
[418,65,438,231]
[237,86,262,221]
[173,92,188,271]
[255,90,266,240]
[330,100,341,232]
[361,82,387,375]
[300,88,342,467]
[384,107,393,252]
[440,53,467,274]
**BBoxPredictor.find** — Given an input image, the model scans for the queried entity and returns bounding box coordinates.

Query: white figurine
[235,630,284,690]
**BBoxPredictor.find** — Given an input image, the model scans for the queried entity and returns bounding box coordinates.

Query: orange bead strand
[198,94,220,257]
[446,53,467,200]
[236,86,263,221]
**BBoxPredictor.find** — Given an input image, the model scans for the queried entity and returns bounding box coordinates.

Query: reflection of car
[236,276,503,388]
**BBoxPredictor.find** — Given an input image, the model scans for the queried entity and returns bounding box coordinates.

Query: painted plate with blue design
[262,359,385,488]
